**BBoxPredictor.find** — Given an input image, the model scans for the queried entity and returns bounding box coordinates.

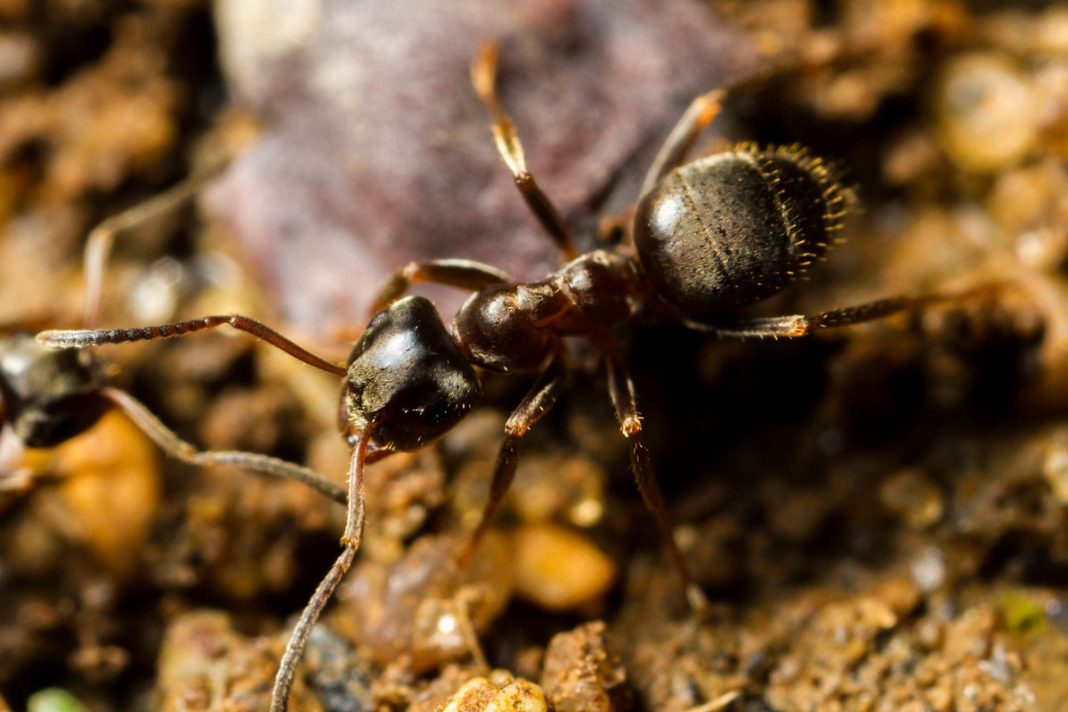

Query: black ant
[0,167,347,504]
[36,43,966,711]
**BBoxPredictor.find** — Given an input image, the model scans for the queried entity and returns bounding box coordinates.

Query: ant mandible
[37,42,953,711]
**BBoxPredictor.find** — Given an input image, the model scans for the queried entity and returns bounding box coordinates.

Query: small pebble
[511,523,617,611]
[440,673,548,712]
[27,690,85,712]
[1042,442,1068,505]
[879,469,944,529]
[935,52,1037,173]
[55,411,161,578]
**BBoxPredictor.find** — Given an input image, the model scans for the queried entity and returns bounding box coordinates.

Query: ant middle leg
[369,258,512,315]
[457,350,568,568]
[471,42,578,262]
[601,339,709,612]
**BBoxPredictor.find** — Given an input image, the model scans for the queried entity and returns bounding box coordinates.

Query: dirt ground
[2,1,1068,711]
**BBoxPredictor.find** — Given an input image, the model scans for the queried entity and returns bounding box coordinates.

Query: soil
[2,1,1068,711]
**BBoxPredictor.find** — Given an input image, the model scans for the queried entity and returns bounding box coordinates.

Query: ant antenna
[82,158,230,329]
[37,315,347,377]
[270,421,374,712]
[101,388,345,503]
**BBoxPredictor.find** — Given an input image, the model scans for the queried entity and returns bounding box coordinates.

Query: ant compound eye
[344,296,480,451]
[633,145,848,320]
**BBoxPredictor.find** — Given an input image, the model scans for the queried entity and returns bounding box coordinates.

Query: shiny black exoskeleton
[635,146,843,319]
[342,296,480,451]
[36,43,933,712]
[0,333,108,448]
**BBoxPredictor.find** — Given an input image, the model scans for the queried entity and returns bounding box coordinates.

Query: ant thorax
[453,250,643,374]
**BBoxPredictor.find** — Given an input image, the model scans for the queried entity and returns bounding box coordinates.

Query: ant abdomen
[633,145,848,320]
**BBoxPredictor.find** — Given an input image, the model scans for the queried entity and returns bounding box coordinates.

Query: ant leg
[691,291,992,340]
[601,340,708,612]
[270,422,374,712]
[100,387,346,504]
[83,159,230,328]
[454,586,490,672]
[370,259,512,315]
[37,315,346,377]
[681,691,743,712]
[637,89,724,200]
[457,350,568,568]
[471,42,578,262]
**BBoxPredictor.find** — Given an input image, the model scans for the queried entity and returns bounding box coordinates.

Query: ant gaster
[38,43,945,711]
[1,170,347,504]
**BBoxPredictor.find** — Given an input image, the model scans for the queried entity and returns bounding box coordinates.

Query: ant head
[342,296,480,452]
[0,334,109,448]
[633,145,849,321]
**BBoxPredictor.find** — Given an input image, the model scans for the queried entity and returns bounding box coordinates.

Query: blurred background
[1,1,1068,710]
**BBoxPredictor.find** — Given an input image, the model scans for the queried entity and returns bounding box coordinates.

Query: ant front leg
[601,339,709,612]
[471,42,578,262]
[457,350,568,568]
[370,259,512,315]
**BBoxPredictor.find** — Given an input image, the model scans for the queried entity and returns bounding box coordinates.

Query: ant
[0,166,347,505]
[36,43,966,711]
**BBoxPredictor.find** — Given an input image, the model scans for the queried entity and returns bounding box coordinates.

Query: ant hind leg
[599,86,721,243]
[638,90,724,200]
[692,289,999,340]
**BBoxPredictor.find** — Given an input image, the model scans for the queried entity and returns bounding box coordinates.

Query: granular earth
[2,1,1068,711]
